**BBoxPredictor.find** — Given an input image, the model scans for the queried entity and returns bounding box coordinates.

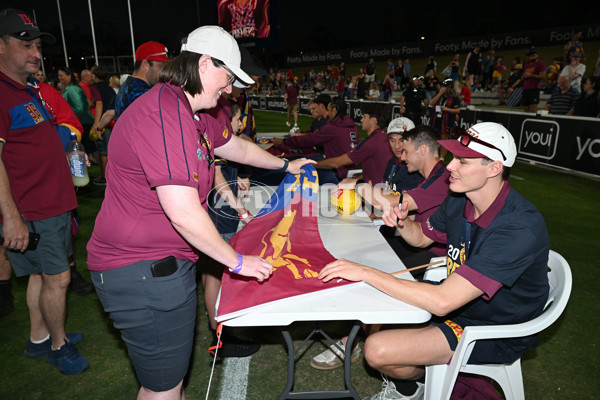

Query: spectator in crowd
[448,53,461,81]
[395,58,405,89]
[236,47,266,144]
[89,65,116,185]
[339,61,346,81]
[481,47,495,91]
[400,74,427,126]
[367,81,381,101]
[34,68,46,83]
[594,50,600,77]
[522,46,547,113]
[560,51,586,94]
[423,68,440,104]
[429,78,461,160]
[346,75,356,100]
[564,30,585,64]
[357,67,368,99]
[545,75,578,115]
[402,59,411,88]
[456,80,471,107]
[381,74,394,101]
[337,75,346,98]
[498,63,524,106]
[545,57,563,93]
[57,67,95,143]
[0,7,89,374]
[204,99,259,358]
[491,55,506,89]
[571,76,600,117]
[109,75,120,94]
[463,46,483,90]
[425,55,437,74]
[365,58,376,83]
[284,77,300,131]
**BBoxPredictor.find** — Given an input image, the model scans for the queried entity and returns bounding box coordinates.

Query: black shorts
[521,88,540,106]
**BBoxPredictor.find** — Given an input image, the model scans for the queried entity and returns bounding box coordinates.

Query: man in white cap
[319,122,550,399]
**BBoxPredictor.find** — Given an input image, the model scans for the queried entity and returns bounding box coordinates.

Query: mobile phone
[27,232,40,251]
[0,232,40,251]
[150,256,178,277]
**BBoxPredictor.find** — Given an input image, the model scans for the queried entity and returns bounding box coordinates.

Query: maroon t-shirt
[0,72,77,221]
[87,83,230,271]
[347,128,392,185]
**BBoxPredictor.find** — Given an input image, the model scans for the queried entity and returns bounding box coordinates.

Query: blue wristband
[229,253,243,274]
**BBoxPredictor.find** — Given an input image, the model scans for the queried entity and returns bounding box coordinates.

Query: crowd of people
[256,32,600,119]
[0,6,580,400]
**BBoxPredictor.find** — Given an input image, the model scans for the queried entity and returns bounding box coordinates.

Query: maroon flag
[217,165,352,319]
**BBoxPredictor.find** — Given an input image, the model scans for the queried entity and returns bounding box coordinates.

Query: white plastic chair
[423,250,572,400]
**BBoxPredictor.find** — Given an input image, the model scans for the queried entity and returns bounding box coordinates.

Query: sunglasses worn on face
[459,134,507,161]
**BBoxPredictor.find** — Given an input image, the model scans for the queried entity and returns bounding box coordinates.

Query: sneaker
[47,339,89,375]
[208,329,260,359]
[285,121,291,127]
[93,176,106,185]
[68,266,94,296]
[309,340,361,370]
[362,378,424,400]
[25,333,84,358]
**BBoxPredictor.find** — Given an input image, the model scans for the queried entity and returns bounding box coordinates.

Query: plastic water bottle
[66,132,89,187]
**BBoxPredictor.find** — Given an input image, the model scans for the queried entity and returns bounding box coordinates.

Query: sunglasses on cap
[459,133,507,161]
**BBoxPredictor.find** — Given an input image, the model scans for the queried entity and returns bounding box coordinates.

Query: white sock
[31,334,50,344]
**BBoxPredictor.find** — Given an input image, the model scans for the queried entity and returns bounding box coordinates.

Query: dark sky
[12,0,595,73]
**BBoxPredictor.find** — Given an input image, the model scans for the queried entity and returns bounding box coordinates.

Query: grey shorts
[1,212,72,277]
[90,258,197,392]
[95,128,112,155]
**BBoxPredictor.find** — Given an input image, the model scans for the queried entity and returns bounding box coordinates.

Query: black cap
[0,8,55,43]
[412,74,424,80]
[527,46,537,56]
[239,47,266,77]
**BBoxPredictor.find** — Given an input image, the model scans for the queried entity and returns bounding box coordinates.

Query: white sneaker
[286,121,291,127]
[309,340,361,370]
[362,377,424,400]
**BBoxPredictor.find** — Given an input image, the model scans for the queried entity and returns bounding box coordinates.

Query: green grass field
[0,110,598,399]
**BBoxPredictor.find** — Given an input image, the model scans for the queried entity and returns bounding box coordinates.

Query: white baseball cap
[387,117,416,135]
[181,26,253,88]
[439,122,517,167]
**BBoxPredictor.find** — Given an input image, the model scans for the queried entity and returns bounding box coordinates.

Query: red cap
[135,41,169,62]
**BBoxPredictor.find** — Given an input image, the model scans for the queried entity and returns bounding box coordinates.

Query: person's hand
[272,138,284,146]
[1,217,29,252]
[318,258,368,283]
[237,176,250,194]
[287,158,316,174]
[381,200,409,228]
[439,86,447,94]
[237,255,273,282]
[338,177,358,190]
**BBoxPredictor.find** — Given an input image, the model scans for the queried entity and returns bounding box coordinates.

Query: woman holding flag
[86,26,312,400]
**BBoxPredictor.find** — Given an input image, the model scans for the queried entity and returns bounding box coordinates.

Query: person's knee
[363,334,388,369]
[43,269,71,290]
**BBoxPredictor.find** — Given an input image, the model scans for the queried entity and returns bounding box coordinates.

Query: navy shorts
[91,258,197,392]
[1,212,71,277]
[431,317,526,364]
